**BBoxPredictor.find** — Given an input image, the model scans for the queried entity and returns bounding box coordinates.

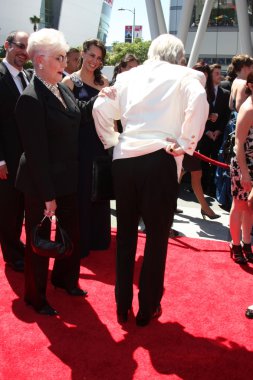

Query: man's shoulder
[17,79,37,104]
[219,85,230,94]
[0,61,8,77]
[218,85,230,99]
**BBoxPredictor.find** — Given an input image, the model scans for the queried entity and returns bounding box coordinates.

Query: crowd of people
[0,27,252,323]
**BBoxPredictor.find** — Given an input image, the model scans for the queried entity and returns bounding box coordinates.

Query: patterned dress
[230,126,253,200]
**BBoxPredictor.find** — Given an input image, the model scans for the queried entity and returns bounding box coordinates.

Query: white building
[146,0,253,68]
[168,0,253,66]
[0,0,113,47]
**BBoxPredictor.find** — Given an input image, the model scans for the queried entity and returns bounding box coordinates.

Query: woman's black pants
[24,193,81,310]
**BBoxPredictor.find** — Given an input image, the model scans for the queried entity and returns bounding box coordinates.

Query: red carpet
[1,231,253,380]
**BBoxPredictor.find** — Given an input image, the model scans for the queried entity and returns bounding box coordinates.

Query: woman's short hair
[231,54,253,73]
[147,33,185,64]
[27,28,69,60]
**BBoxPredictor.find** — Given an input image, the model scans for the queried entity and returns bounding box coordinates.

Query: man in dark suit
[0,31,30,271]
[198,63,231,196]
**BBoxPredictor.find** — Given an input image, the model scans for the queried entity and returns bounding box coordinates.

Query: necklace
[36,75,67,108]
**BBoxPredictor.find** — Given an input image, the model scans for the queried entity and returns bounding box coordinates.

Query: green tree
[30,15,40,32]
[0,45,5,59]
[105,38,151,66]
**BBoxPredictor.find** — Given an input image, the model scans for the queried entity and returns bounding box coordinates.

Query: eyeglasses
[55,55,67,63]
[11,41,27,50]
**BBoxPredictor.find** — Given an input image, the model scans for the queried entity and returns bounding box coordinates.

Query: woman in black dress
[62,39,111,257]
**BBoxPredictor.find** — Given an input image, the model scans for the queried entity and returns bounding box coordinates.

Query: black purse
[31,216,73,259]
[91,156,115,201]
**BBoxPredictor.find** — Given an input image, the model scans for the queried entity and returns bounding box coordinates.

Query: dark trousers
[24,193,81,310]
[0,178,24,263]
[113,149,178,317]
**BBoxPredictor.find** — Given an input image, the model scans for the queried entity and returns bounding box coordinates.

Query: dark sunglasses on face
[11,41,27,50]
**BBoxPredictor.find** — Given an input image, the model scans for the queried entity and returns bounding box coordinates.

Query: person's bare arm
[61,75,74,91]
[235,81,248,111]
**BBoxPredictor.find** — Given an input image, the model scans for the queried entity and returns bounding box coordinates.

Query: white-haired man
[93,34,209,326]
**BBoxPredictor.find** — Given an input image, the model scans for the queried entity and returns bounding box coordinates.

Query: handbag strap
[38,215,58,227]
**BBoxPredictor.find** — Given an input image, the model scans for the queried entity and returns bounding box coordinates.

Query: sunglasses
[11,41,27,50]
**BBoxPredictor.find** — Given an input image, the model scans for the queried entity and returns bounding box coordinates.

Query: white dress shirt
[93,60,209,179]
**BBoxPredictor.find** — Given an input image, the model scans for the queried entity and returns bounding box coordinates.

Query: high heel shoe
[241,242,253,263]
[230,243,247,265]
[201,209,220,220]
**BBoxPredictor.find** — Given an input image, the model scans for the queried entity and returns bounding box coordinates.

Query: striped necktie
[18,71,27,91]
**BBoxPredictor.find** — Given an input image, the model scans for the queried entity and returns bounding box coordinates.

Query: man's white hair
[148,33,185,64]
[28,28,69,60]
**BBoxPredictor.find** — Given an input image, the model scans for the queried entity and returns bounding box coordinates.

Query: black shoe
[136,305,162,327]
[201,209,220,220]
[52,281,88,297]
[37,304,59,316]
[230,242,247,264]
[241,242,253,263]
[66,287,88,297]
[245,306,253,319]
[6,259,24,272]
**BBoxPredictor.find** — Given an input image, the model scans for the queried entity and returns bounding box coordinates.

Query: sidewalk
[110,181,231,242]
[172,182,230,242]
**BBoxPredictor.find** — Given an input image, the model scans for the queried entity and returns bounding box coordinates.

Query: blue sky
[107,0,169,44]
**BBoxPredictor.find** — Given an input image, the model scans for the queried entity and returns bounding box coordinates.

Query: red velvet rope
[193,151,230,170]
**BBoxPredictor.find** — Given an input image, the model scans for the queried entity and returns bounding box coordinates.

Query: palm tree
[30,15,40,32]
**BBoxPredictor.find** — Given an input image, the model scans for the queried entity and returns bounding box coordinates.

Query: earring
[39,64,43,70]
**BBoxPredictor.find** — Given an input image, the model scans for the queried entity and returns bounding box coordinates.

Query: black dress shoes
[136,305,162,327]
[25,298,58,316]
[37,304,59,316]
[6,259,24,272]
[66,287,88,297]
[52,281,88,297]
